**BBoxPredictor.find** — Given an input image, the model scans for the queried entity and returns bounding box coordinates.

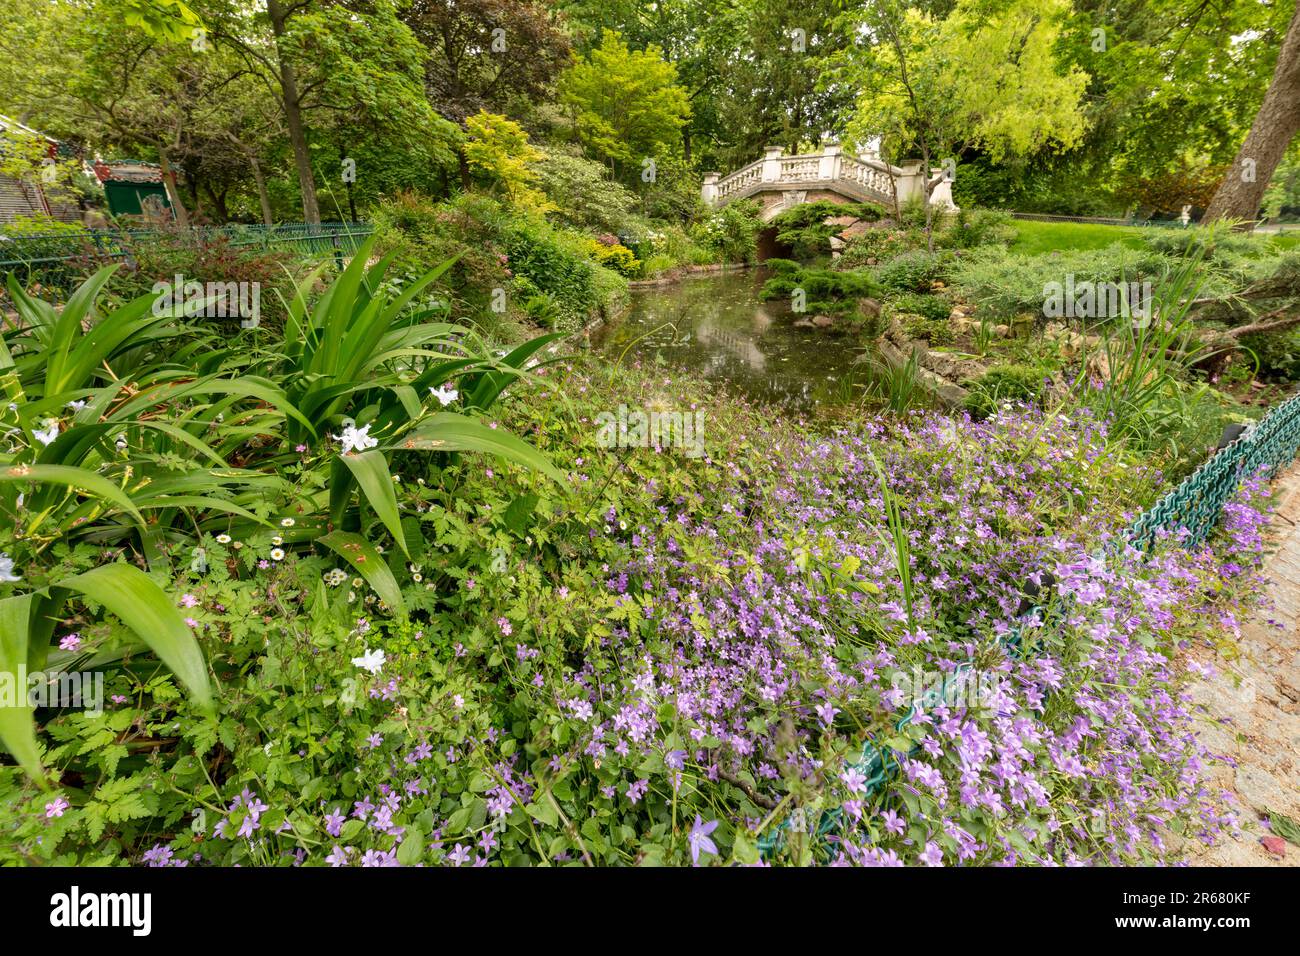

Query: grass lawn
[1008,219,1150,254]
[1010,219,1300,255]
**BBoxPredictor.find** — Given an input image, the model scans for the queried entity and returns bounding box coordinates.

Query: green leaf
[397,825,426,865]
[0,463,144,527]
[732,830,760,865]
[58,564,214,714]
[340,451,408,557]
[502,493,539,536]
[317,531,407,618]
[404,412,568,487]
[526,800,559,828]
[1269,810,1300,847]
[0,594,46,786]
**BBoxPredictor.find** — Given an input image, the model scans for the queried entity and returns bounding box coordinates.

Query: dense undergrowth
[0,273,1271,863]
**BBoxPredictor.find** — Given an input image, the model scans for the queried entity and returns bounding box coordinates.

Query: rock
[859,298,883,318]
[812,314,834,328]
[793,318,814,329]
[993,324,1009,338]
[1261,835,1287,857]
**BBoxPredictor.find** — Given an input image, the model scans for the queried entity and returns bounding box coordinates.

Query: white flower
[324,568,347,587]
[351,647,385,674]
[280,517,295,527]
[33,420,59,445]
[65,400,86,412]
[0,552,20,583]
[270,548,285,561]
[333,423,378,455]
[429,384,459,407]
[271,536,283,546]
[216,534,232,544]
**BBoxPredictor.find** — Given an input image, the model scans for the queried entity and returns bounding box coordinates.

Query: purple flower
[447,843,471,866]
[324,808,345,837]
[688,815,719,864]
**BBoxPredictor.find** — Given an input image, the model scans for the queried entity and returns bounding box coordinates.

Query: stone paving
[1187,465,1300,866]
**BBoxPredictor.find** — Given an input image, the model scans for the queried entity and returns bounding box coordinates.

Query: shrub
[536,147,640,235]
[899,312,954,346]
[693,200,762,264]
[102,227,305,335]
[769,200,884,260]
[936,207,1016,250]
[963,363,1048,417]
[582,237,641,277]
[874,250,952,293]
[1240,327,1300,382]
[835,227,924,269]
[373,191,626,333]
[890,291,951,322]
[760,259,878,314]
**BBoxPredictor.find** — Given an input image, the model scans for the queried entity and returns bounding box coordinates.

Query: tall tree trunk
[267,0,320,225]
[250,156,274,226]
[157,151,190,227]
[457,145,472,192]
[1204,0,1300,226]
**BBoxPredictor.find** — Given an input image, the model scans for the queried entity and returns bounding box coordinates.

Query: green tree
[463,110,553,212]
[558,29,692,183]
[199,0,452,224]
[843,0,1088,246]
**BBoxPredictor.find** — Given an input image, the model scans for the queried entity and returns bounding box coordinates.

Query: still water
[591,270,871,411]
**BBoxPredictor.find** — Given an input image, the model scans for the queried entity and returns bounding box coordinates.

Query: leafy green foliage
[768,200,883,260]
[760,259,879,315]
[559,29,692,183]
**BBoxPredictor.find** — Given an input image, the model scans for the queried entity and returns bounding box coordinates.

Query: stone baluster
[761,146,784,184]
[702,172,720,206]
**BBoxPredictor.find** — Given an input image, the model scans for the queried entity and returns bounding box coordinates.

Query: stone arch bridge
[702,145,957,222]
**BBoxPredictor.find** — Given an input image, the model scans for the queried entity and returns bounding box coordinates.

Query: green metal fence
[758,390,1300,859]
[0,222,373,270]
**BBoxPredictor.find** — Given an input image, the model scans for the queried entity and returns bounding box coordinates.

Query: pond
[590,269,876,411]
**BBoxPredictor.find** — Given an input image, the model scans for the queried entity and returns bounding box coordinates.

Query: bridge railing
[704,146,954,212]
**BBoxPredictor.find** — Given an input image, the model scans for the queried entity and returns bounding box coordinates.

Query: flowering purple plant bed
[1,360,1274,867]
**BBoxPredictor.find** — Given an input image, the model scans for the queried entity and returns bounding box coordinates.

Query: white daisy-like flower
[216,533,232,544]
[351,647,385,674]
[0,552,21,583]
[429,384,459,407]
[270,548,285,561]
[280,517,296,527]
[333,423,378,455]
[271,535,283,546]
[33,420,59,445]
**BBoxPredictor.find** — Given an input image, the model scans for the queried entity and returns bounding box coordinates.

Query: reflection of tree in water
[594,274,866,411]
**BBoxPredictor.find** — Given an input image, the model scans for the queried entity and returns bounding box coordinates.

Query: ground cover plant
[0,320,1271,864]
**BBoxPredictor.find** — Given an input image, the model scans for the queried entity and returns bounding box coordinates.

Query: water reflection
[592,270,869,411]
